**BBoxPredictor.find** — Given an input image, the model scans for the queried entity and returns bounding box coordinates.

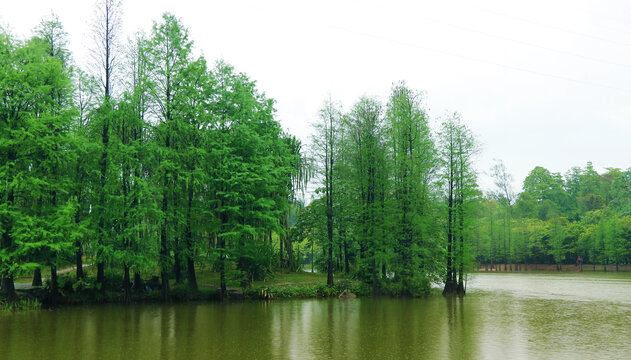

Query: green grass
[254,271,329,286]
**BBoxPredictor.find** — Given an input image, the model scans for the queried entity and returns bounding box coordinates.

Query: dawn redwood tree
[346,97,387,296]
[490,159,515,270]
[312,98,342,287]
[439,113,478,295]
[0,29,77,300]
[30,13,73,287]
[145,12,197,301]
[90,0,123,291]
[385,82,437,295]
[205,60,292,298]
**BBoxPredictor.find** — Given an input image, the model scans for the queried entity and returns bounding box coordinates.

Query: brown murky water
[1,273,630,359]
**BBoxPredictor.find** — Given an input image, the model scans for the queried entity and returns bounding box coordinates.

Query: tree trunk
[327,241,334,287]
[174,245,183,284]
[187,257,197,291]
[161,271,170,302]
[32,268,43,287]
[50,265,58,301]
[123,264,131,303]
[1,276,16,300]
[184,179,197,291]
[371,257,378,296]
[97,108,109,293]
[279,232,284,268]
[160,173,170,302]
[339,244,343,273]
[75,241,84,280]
[133,271,144,293]
[285,235,294,271]
[344,241,350,274]
[219,242,226,300]
[443,176,457,295]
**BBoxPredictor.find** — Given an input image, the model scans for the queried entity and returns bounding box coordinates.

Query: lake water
[1,273,630,359]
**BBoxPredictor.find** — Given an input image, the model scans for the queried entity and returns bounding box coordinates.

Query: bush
[245,282,343,300]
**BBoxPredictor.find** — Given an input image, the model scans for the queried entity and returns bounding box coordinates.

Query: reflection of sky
[469,273,631,304]
[470,273,631,359]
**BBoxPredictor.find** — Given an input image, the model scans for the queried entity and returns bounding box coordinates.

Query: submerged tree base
[442,281,466,296]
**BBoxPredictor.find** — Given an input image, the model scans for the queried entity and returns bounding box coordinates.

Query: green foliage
[0,298,42,312]
[476,163,631,269]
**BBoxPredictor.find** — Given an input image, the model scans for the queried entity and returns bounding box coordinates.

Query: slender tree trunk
[75,241,84,280]
[185,180,197,291]
[74,195,84,280]
[279,232,284,268]
[123,264,131,303]
[183,182,197,291]
[160,177,170,302]
[174,240,183,284]
[219,238,226,300]
[344,241,349,274]
[443,175,456,295]
[456,187,465,295]
[97,112,109,292]
[339,244,343,272]
[285,235,294,271]
[326,176,334,287]
[371,257,378,296]
[327,239,334,286]
[50,264,58,301]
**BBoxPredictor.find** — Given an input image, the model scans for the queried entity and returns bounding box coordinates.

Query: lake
[1,273,630,359]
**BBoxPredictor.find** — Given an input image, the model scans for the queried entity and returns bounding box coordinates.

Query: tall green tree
[385,82,436,295]
[345,97,387,295]
[312,98,341,287]
[490,159,515,270]
[439,113,478,295]
[89,0,123,290]
[145,12,196,301]
[0,29,77,299]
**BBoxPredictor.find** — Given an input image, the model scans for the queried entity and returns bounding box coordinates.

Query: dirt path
[14,264,92,290]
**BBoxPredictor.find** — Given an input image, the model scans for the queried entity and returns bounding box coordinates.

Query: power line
[458,2,631,48]
[264,7,631,94]
[342,27,631,93]
[415,14,631,69]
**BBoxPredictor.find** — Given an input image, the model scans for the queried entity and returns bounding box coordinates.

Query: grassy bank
[4,269,364,310]
[4,267,440,310]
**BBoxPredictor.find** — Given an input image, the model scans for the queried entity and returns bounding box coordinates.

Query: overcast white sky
[2,0,631,194]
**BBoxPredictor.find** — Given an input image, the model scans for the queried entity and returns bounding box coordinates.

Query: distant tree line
[474,161,631,272]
